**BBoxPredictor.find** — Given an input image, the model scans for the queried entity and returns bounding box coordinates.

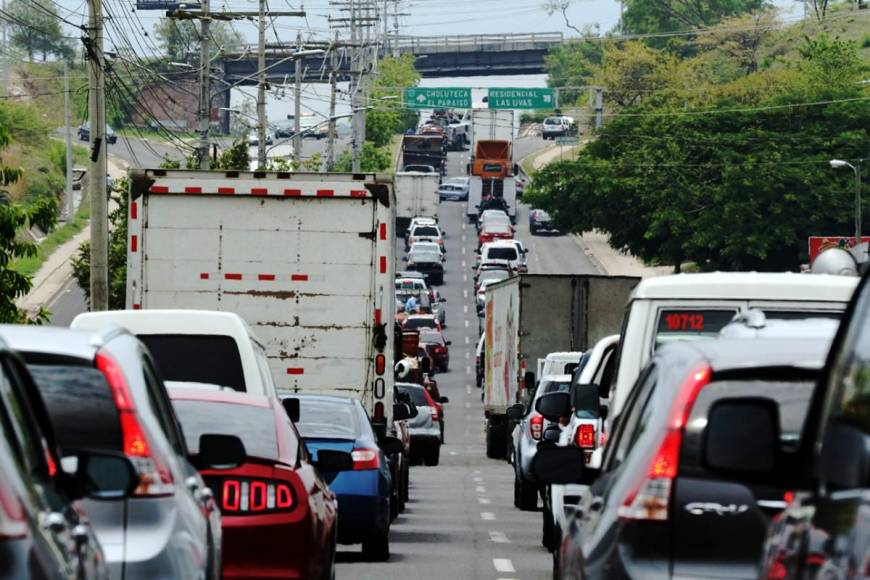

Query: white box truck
[470,109,516,151]
[394,171,441,234]
[127,169,397,430]
[483,274,640,458]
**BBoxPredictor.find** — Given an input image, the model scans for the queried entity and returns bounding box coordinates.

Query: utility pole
[86,0,108,310]
[256,0,267,168]
[292,32,302,168]
[64,62,74,221]
[196,0,211,169]
[325,31,338,171]
[2,0,7,97]
[593,87,604,131]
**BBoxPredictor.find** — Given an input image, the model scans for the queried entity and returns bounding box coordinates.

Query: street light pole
[831,159,865,261]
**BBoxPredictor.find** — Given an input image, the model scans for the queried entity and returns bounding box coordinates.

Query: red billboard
[808,236,870,263]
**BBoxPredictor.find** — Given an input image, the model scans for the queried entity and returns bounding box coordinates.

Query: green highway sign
[403,87,472,109]
[487,88,557,110]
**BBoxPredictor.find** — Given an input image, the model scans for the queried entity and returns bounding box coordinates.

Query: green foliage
[621,0,766,37]
[544,32,603,105]
[214,139,250,170]
[334,142,392,173]
[7,0,73,62]
[366,55,421,147]
[154,18,242,61]
[527,35,870,272]
[71,178,128,310]
[0,123,55,322]
[302,152,323,172]
[12,192,89,278]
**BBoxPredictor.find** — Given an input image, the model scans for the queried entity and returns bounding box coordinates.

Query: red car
[478,222,514,246]
[169,388,348,580]
[419,329,451,373]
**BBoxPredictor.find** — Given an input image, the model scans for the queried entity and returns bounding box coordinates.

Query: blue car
[285,394,395,561]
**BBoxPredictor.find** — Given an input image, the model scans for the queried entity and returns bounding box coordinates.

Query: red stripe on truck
[218,187,235,195]
[316,189,334,197]
[350,190,367,198]
[150,185,169,193]
[374,308,382,325]
[379,256,387,274]
[200,273,210,280]
[291,274,308,282]
[225,273,242,280]
[132,303,141,310]
[251,188,268,196]
[130,201,138,220]
[184,186,202,194]
[130,235,138,253]
[284,189,302,196]
[286,368,304,375]
[258,274,275,281]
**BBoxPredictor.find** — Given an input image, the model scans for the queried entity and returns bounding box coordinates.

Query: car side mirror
[446,340,452,346]
[62,451,139,501]
[314,449,354,472]
[523,371,536,392]
[535,391,571,422]
[531,446,591,485]
[703,399,778,473]
[196,434,246,470]
[439,396,449,404]
[282,397,300,423]
[506,403,525,420]
[393,402,412,421]
[379,435,405,456]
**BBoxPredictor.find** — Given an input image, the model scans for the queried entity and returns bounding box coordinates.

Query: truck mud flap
[485,415,508,460]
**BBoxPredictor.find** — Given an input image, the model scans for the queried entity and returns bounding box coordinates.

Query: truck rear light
[575,424,595,448]
[351,448,380,470]
[96,351,174,497]
[375,354,385,375]
[219,478,295,514]
[618,364,711,522]
[529,413,544,440]
[373,402,385,421]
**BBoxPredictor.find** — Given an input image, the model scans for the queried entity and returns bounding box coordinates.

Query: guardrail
[390,32,563,51]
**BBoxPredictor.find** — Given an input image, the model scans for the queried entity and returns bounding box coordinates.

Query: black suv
[0,336,137,579]
[534,336,832,579]
[759,273,870,579]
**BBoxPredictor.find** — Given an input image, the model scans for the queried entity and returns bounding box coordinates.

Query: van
[71,310,277,397]
[609,272,857,417]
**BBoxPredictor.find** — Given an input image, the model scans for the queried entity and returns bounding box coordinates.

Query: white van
[479,241,524,272]
[609,272,857,417]
[71,310,277,397]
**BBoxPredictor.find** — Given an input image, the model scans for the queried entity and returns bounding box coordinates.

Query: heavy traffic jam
[0,102,867,580]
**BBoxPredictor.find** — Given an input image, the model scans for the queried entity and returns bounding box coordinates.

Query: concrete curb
[572,234,608,275]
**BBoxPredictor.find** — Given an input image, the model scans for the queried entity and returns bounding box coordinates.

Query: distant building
[129,79,224,132]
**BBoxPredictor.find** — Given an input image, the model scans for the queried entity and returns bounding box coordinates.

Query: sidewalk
[17,156,130,315]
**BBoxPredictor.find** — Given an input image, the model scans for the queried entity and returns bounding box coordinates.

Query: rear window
[27,365,122,453]
[139,335,246,391]
[654,309,739,347]
[760,310,842,321]
[541,380,572,394]
[398,385,429,407]
[293,398,360,439]
[406,318,437,330]
[487,247,518,261]
[173,400,277,459]
[544,118,562,125]
[413,226,439,237]
[480,271,510,284]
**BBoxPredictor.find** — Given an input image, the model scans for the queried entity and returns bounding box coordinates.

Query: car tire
[362,525,390,562]
[423,444,440,466]
[438,361,448,373]
[514,474,538,511]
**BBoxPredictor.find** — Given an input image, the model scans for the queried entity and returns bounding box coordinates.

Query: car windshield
[540,380,572,394]
[398,385,430,407]
[173,400,278,459]
[293,398,361,439]
[486,247,517,260]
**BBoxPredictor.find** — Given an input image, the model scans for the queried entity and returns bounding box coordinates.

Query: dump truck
[401,134,446,174]
[394,171,441,234]
[466,139,518,223]
[127,169,397,432]
[482,274,640,459]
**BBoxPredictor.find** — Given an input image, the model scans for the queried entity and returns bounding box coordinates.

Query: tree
[543,29,604,105]
[334,142,392,172]
[366,55,421,147]
[621,0,766,35]
[695,10,777,74]
[542,0,583,35]
[153,18,242,61]
[0,123,55,322]
[7,0,73,62]
[592,41,678,108]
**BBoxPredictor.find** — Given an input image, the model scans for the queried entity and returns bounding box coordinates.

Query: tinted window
[139,335,246,391]
[413,226,439,237]
[28,364,123,452]
[760,310,842,321]
[173,400,277,459]
[606,365,658,470]
[541,380,571,394]
[654,309,739,348]
[293,398,360,439]
[398,385,429,407]
[487,248,517,260]
[405,318,437,330]
[829,294,870,435]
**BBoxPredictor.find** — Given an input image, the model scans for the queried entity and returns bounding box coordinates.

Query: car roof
[544,352,583,360]
[630,272,857,302]
[168,386,272,408]
[484,240,518,247]
[0,324,127,360]
[540,374,573,382]
[658,337,831,373]
[407,314,436,320]
[72,310,264,347]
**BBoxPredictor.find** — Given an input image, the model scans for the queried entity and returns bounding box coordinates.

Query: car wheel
[362,524,390,562]
[515,474,538,511]
[423,443,440,466]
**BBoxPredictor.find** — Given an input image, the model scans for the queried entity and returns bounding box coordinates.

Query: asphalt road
[336,137,594,579]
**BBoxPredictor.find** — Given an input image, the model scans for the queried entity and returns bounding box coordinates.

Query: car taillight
[96,351,174,497]
[0,481,27,539]
[434,345,446,354]
[575,424,595,448]
[351,448,380,470]
[430,407,440,421]
[618,364,711,522]
[529,413,544,440]
[220,478,295,514]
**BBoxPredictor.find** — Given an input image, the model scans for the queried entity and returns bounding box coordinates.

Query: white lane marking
[463,304,468,313]
[465,350,470,359]
[465,365,471,375]
[461,246,466,255]
[466,384,472,394]
[462,222,466,230]
[481,512,495,520]
[465,401,471,409]
[473,477,483,482]
[463,289,468,298]
[449,451,457,456]
[463,273,468,282]
[465,336,470,344]
[461,259,467,268]
[475,486,486,493]
[474,469,481,474]
[478,497,491,504]
[493,559,515,573]
[464,319,470,328]
[489,531,511,544]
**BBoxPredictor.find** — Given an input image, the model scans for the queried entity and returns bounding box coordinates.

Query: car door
[0,355,83,580]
